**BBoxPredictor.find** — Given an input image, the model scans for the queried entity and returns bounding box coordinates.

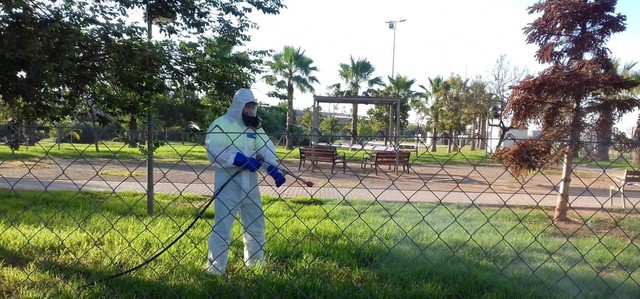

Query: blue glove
[233,152,261,172]
[268,165,286,187]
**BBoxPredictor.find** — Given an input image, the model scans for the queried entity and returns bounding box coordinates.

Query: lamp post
[385,19,405,147]
[385,18,406,79]
[144,3,174,215]
[145,3,155,216]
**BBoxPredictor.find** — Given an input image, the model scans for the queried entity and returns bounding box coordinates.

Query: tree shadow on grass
[2,192,639,298]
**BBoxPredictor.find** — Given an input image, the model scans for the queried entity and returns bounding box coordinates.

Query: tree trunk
[286,86,295,150]
[479,114,487,150]
[431,116,438,152]
[351,103,358,145]
[495,121,512,150]
[633,150,640,165]
[595,140,609,161]
[633,115,640,165]
[129,115,138,144]
[447,130,453,153]
[89,104,100,153]
[555,151,573,222]
[554,100,581,222]
[285,104,294,150]
[470,117,477,151]
[595,106,613,161]
[56,124,62,150]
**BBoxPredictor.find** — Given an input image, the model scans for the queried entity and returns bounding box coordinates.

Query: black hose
[78,167,245,290]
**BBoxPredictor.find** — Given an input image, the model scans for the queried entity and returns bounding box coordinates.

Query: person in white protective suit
[204,88,286,275]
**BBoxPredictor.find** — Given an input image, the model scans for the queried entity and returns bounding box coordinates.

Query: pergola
[312,95,402,146]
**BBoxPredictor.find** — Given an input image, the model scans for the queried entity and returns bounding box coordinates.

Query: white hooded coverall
[204,88,279,274]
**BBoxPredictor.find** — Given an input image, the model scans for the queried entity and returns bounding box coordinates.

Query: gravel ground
[0,157,622,196]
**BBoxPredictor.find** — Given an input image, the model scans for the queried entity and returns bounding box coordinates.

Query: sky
[244,0,640,133]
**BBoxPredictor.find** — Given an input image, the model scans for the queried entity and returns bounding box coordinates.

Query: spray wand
[276,165,314,187]
[257,155,314,187]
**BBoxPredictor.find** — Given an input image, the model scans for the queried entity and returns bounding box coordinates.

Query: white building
[486,126,531,154]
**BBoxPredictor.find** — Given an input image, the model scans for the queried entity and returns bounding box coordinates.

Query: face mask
[242,113,262,129]
[242,103,261,129]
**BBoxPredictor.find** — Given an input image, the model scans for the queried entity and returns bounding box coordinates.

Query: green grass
[4,140,636,170]
[1,189,639,298]
[1,140,496,167]
[0,140,210,164]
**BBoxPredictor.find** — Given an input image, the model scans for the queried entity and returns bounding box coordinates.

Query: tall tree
[467,79,495,151]
[329,56,383,144]
[419,76,447,152]
[592,59,639,161]
[259,103,287,143]
[439,75,470,153]
[367,75,417,138]
[487,55,528,150]
[410,88,431,138]
[184,36,266,129]
[0,0,284,141]
[496,0,639,222]
[263,46,319,150]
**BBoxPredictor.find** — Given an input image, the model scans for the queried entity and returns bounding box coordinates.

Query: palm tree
[368,75,417,141]
[263,46,319,150]
[439,75,469,153]
[419,76,447,152]
[329,56,383,144]
[593,59,639,161]
[467,79,495,151]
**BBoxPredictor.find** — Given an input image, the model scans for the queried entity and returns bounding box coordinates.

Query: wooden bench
[608,170,640,208]
[298,146,346,173]
[361,151,411,175]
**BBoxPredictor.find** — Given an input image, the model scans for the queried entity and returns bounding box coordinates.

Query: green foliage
[259,103,287,135]
[330,56,384,97]
[1,189,639,298]
[329,56,384,144]
[0,0,284,128]
[318,115,342,139]
[262,45,319,149]
[297,107,314,136]
[367,75,417,134]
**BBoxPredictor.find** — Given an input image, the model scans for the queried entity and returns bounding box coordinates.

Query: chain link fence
[1,124,639,298]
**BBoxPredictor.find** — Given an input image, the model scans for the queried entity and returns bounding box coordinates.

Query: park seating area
[609,169,640,208]
[298,145,346,173]
[299,144,413,175]
[361,150,411,175]
[324,141,416,152]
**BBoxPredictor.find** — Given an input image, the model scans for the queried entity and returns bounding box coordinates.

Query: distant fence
[0,124,639,298]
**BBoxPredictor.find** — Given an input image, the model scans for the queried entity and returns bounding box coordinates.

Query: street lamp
[384,19,406,147]
[385,18,406,79]
[144,3,175,215]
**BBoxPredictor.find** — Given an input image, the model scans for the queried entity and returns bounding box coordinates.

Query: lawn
[1,189,638,298]
[3,139,636,171]
[0,140,506,166]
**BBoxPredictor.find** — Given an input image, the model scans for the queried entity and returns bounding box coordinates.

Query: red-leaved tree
[495,0,640,222]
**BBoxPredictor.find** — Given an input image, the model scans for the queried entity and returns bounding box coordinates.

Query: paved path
[1,157,637,209]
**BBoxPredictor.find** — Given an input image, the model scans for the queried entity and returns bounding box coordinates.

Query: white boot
[206,260,225,276]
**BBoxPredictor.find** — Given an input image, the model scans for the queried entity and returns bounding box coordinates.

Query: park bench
[608,169,640,208]
[298,146,346,173]
[361,150,411,175]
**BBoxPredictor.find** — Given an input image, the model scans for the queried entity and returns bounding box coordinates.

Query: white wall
[486,126,529,154]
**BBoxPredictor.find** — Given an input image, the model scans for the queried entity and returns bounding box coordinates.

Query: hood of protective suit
[225,88,258,125]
